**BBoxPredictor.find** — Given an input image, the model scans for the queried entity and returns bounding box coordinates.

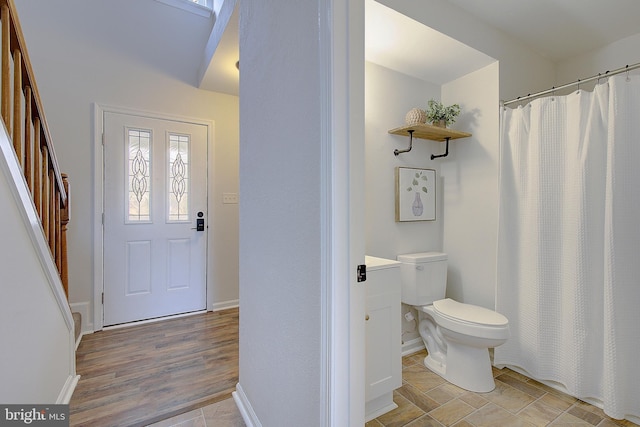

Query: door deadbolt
[192,212,205,231]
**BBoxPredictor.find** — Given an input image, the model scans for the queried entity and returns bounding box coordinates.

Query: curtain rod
[503,62,640,106]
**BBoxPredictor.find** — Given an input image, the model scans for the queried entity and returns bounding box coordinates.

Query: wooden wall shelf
[388,123,471,142]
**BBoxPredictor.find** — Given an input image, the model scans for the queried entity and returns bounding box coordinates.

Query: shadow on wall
[445,266,463,302]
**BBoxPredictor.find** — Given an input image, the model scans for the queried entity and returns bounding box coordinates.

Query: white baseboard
[209,299,239,312]
[402,337,425,356]
[56,374,80,404]
[365,392,397,422]
[75,332,83,350]
[233,383,262,427]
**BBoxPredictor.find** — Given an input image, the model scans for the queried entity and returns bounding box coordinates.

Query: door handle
[192,212,205,231]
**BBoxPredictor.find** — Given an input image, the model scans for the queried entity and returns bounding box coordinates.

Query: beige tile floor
[146,397,245,427]
[368,350,639,427]
[150,350,639,427]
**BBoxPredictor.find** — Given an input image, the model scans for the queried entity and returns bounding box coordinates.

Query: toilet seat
[430,298,509,340]
[433,298,508,326]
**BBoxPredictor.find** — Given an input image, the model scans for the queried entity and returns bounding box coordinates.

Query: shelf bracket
[431,137,450,160]
[394,129,414,156]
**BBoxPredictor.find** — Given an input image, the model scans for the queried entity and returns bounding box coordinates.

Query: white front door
[103,112,208,326]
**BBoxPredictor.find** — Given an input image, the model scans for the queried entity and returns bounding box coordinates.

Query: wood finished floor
[70,308,239,427]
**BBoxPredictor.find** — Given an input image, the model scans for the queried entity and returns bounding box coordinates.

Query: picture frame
[395,167,436,222]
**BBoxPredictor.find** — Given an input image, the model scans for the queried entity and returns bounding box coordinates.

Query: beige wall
[441,62,500,309]
[365,62,443,259]
[556,33,640,87]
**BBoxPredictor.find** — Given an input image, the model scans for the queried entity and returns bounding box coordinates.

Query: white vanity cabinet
[364,256,402,422]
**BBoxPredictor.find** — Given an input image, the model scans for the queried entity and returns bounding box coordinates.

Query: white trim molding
[402,337,425,356]
[93,104,215,331]
[154,0,213,18]
[56,375,81,404]
[318,0,366,425]
[92,103,104,331]
[209,299,239,312]
[232,383,262,427]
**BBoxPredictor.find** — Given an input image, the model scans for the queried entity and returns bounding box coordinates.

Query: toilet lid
[433,298,508,327]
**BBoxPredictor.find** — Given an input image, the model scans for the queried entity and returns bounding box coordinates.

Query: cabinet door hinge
[102,292,104,304]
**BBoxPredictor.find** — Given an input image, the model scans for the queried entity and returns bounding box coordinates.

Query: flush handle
[416,265,424,271]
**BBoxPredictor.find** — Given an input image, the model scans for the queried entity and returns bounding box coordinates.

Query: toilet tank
[397,252,447,306]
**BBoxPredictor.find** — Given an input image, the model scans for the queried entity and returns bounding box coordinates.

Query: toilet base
[424,353,447,380]
[424,340,496,393]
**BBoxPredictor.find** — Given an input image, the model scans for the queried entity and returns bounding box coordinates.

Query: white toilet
[397,252,509,392]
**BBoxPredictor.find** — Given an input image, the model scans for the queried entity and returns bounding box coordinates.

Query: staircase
[73,312,82,342]
[1,0,71,300]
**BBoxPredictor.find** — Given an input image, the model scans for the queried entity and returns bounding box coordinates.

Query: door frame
[93,104,215,331]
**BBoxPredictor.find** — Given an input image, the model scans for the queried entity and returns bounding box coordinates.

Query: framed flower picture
[395,167,436,221]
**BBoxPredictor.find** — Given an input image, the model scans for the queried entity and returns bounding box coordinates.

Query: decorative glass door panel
[127,129,152,223]
[168,133,190,222]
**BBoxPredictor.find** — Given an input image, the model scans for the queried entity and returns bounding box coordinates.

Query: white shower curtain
[495,74,640,421]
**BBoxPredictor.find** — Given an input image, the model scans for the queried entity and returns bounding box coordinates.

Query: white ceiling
[204,0,640,94]
[198,0,239,94]
[365,0,496,85]
[442,0,640,62]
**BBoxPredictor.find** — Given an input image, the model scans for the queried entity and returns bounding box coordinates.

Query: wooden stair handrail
[1,0,66,204]
[1,0,69,298]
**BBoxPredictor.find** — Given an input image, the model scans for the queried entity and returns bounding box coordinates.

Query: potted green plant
[425,99,461,128]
